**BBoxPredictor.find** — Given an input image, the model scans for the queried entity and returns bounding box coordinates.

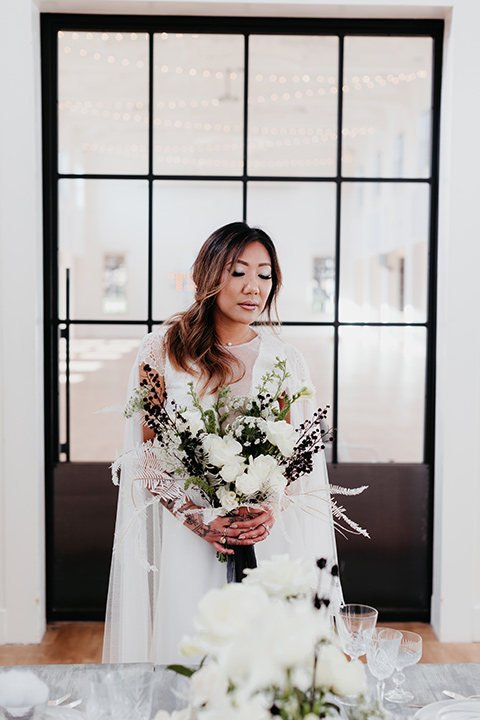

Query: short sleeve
[138,329,167,376]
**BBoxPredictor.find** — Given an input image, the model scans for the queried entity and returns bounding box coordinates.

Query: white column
[431,3,480,642]
[0,0,45,643]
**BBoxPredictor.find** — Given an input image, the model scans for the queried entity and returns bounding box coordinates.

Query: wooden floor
[0,622,479,666]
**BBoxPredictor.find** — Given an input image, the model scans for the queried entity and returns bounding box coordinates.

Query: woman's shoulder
[138,325,169,374]
[257,327,309,378]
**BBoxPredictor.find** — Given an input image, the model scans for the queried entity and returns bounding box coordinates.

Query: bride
[103,221,341,665]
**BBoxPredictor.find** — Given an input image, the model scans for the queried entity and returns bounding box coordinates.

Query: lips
[238,302,259,310]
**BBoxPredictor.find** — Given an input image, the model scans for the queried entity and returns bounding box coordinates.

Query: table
[1,662,479,718]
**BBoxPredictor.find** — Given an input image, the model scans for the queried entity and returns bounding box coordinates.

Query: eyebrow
[235,259,272,268]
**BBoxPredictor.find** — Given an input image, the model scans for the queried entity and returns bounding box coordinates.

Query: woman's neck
[215,323,257,347]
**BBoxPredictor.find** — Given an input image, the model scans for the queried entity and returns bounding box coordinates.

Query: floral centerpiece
[156,555,368,720]
[117,358,368,580]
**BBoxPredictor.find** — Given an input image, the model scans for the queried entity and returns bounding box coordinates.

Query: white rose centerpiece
[167,556,367,720]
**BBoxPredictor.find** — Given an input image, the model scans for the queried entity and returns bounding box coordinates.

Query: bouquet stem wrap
[227,545,258,583]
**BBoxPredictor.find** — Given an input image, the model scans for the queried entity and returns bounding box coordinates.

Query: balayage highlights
[164,221,283,394]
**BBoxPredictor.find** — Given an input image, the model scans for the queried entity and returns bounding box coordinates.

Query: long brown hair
[164,222,282,394]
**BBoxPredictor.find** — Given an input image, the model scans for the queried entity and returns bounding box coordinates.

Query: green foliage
[166,664,195,678]
[184,475,217,500]
[123,384,151,418]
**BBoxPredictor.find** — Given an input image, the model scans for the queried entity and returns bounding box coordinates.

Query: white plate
[437,700,480,719]
[42,708,85,720]
[415,700,480,720]
[415,701,457,720]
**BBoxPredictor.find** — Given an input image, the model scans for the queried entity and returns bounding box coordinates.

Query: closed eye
[232,271,272,280]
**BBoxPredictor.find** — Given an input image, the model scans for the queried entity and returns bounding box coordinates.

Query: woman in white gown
[103,222,341,665]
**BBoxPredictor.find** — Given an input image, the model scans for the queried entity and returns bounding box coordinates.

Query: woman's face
[214,241,273,330]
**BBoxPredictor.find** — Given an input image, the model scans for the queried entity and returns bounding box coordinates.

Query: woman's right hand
[182,506,269,555]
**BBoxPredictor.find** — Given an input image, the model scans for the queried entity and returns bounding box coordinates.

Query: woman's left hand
[222,505,275,545]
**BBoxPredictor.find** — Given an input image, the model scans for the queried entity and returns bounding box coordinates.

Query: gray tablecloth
[1,662,479,718]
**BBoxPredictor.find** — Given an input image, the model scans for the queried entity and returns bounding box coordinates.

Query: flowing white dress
[103,327,341,665]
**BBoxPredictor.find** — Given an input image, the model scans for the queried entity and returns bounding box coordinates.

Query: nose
[244,275,259,294]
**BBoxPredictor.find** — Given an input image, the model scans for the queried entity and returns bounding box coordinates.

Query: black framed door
[41,13,443,620]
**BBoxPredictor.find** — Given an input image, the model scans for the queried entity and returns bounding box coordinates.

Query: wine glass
[366,628,402,712]
[336,604,379,661]
[385,630,422,704]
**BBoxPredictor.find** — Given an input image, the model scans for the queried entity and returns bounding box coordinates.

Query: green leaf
[166,664,195,678]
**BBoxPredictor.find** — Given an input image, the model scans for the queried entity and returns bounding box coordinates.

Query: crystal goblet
[385,630,422,704]
[336,603,379,661]
[366,627,402,712]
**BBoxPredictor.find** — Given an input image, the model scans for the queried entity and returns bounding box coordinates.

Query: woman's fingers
[213,542,234,554]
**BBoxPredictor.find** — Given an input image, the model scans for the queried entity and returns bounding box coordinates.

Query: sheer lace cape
[103,326,341,664]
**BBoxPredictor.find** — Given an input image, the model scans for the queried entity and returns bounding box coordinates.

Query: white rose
[155,711,191,720]
[265,420,297,458]
[235,470,262,497]
[223,599,326,693]
[216,486,239,511]
[189,662,228,708]
[194,584,269,653]
[244,554,316,599]
[236,455,286,498]
[203,435,242,467]
[181,409,204,435]
[219,457,245,483]
[315,644,367,697]
[197,696,269,720]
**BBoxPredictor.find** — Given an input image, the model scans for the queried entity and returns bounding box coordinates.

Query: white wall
[1,0,479,643]
[0,1,45,643]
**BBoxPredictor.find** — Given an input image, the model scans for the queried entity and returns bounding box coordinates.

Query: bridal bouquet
[160,555,368,720]
[117,357,367,577]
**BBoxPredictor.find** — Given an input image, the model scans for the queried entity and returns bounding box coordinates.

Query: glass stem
[393,670,406,688]
[377,680,385,705]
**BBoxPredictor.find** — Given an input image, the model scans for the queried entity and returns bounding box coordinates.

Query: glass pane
[153,33,244,176]
[338,327,425,462]
[342,36,433,178]
[276,326,334,462]
[58,30,149,174]
[248,35,338,177]
[152,181,243,318]
[59,179,149,320]
[340,182,429,323]
[60,326,147,462]
[247,181,336,321]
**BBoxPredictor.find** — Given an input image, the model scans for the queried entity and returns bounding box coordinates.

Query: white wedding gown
[103,327,341,665]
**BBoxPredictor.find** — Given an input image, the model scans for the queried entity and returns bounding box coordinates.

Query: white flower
[219,456,245,483]
[154,711,191,720]
[315,644,367,697]
[203,435,242,467]
[197,695,269,720]
[189,662,229,708]
[216,486,239,511]
[181,409,204,436]
[236,455,285,498]
[193,584,270,654]
[243,554,316,599]
[235,470,262,496]
[265,420,297,458]
[297,383,316,401]
[178,634,209,657]
[222,598,328,693]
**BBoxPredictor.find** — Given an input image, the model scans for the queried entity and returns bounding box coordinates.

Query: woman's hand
[181,504,275,555]
[225,505,275,545]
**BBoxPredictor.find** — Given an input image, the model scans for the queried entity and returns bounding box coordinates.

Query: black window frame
[41,13,443,621]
